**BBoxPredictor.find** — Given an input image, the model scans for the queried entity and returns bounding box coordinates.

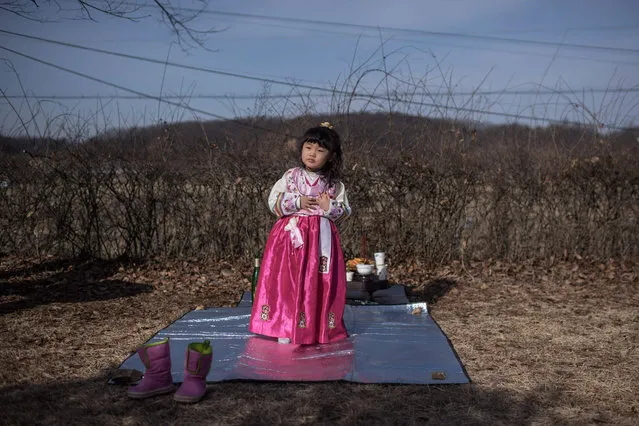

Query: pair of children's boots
[127,338,212,403]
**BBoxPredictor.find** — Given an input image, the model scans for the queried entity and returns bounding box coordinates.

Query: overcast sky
[1,0,638,138]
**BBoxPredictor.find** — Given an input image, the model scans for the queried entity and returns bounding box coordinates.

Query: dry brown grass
[1,256,638,425]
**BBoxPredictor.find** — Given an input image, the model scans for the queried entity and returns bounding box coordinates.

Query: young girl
[249,122,351,345]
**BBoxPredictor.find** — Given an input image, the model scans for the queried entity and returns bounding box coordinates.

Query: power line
[201,20,639,66]
[1,45,628,130]
[207,12,639,55]
[479,24,639,35]
[0,29,335,94]
[110,2,639,56]
[60,18,639,65]
[203,13,639,64]
[0,45,285,136]
[3,30,638,104]
[3,86,639,100]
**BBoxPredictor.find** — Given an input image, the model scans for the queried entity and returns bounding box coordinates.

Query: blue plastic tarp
[117,292,469,384]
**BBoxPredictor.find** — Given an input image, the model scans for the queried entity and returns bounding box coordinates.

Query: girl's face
[301,141,331,172]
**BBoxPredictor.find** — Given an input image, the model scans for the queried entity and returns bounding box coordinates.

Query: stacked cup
[374,252,387,280]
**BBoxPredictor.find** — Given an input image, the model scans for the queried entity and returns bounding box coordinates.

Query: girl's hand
[300,196,319,210]
[318,192,331,211]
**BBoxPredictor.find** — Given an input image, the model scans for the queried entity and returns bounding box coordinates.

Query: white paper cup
[374,252,385,266]
[346,271,354,281]
[376,264,387,280]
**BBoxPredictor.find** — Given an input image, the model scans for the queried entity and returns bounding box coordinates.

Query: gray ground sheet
[118,292,470,384]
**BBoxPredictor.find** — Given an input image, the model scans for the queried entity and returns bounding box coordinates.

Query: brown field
[1,255,637,425]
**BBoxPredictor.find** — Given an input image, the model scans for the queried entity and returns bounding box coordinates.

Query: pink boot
[127,338,175,399]
[174,340,213,403]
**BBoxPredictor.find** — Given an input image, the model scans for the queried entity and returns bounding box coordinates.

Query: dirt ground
[1,255,637,425]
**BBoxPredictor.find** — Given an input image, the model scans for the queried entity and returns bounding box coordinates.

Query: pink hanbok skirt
[249,215,348,345]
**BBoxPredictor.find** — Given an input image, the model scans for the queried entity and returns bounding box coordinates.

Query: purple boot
[127,338,175,399]
[174,340,213,403]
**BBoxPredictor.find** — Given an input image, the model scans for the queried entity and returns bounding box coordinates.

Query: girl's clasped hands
[300,193,331,211]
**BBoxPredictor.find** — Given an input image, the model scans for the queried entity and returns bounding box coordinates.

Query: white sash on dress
[285,217,304,249]
[319,217,331,274]
[284,216,332,275]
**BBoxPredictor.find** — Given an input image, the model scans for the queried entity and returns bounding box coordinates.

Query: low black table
[346,274,389,301]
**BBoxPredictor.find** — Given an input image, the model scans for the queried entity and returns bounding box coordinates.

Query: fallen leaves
[431,371,446,380]
[1,254,638,425]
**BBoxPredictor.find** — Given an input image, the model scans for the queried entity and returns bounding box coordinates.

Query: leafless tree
[0,0,218,49]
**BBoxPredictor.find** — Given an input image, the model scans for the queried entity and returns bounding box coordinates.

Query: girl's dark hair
[297,124,343,186]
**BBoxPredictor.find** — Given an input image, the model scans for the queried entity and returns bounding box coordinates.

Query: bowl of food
[356,263,374,275]
[346,257,367,271]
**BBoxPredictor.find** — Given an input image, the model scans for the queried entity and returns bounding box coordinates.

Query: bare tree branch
[0,0,219,49]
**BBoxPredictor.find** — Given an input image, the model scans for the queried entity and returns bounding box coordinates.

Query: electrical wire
[107,2,639,56]
[3,86,638,100]
[2,30,638,102]
[0,45,288,135]
[1,45,628,130]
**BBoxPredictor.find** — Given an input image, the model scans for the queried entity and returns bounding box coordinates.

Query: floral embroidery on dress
[282,196,298,213]
[286,170,297,192]
[298,312,307,328]
[261,305,270,321]
[328,312,336,329]
[319,256,328,273]
[327,184,336,198]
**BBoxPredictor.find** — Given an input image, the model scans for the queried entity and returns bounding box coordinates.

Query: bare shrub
[2,114,636,264]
